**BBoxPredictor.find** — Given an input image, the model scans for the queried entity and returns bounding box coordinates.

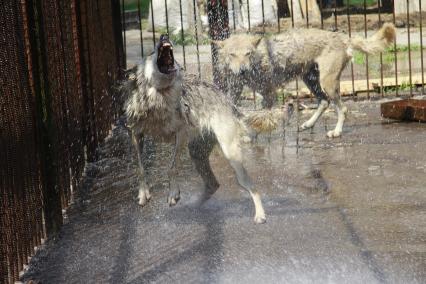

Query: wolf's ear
[251,37,262,48]
[212,40,225,48]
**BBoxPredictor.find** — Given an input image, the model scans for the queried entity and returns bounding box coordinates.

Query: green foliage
[124,0,149,14]
[352,44,424,65]
[344,0,377,6]
[383,81,415,93]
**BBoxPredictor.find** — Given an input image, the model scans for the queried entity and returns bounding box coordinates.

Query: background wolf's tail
[350,23,396,55]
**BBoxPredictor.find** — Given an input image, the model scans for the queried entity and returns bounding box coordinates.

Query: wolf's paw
[254,214,266,224]
[138,189,151,206]
[300,122,313,131]
[327,130,342,138]
[167,189,181,207]
[241,135,253,143]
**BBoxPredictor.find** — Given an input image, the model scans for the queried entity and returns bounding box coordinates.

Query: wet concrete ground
[23,98,426,283]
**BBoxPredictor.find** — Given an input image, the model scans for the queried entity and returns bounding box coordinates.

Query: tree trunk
[395,0,426,15]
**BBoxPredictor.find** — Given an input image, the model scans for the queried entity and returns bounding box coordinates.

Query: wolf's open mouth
[157,35,176,74]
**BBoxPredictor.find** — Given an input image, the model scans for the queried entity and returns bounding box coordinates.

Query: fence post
[29,0,64,236]
[207,0,230,88]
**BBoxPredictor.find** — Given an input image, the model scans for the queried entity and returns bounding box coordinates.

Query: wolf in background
[122,35,266,223]
[215,23,396,138]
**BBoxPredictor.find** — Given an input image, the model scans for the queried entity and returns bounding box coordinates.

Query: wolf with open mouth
[123,35,266,223]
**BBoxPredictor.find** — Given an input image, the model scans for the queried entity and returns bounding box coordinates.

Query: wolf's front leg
[131,131,152,206]
[167,131,186,206]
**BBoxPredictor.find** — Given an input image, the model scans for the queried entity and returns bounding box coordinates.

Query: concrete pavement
[22,98,426,283]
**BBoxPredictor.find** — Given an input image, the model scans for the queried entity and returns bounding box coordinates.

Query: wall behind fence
[0,0,124,283]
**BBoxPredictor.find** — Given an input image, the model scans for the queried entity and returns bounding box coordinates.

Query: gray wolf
[122,35,266,223]
[215,24,396,138]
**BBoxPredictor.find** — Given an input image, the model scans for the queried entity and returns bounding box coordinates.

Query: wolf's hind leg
[300,64,329,131]
[327,95,348,138]
[317,53,349,138]
[131,131,152,206]
[167,132,186,206]
[188,133,220,203]
[213,119,266,224]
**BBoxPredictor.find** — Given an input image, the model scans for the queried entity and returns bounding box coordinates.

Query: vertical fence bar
[319,0,324,29]
[261,0,266,33]
[419,0,425,94]
[305,0,309,28]
[208,0,229,88]
[347,0,355,96]
[247,0,251,32]
[333,0,337,29]
[178,0,186,69]
[192,0,201,78]
[277,0,280,33]
[121,0,126,68]
[137,0,144,57]
[150,0,155,46]
[378,1,384,97]
[364,0,370,99]
[231,0,236,30]
[406,0,413,96]
[392,0,399,96]
[164,0,170,35]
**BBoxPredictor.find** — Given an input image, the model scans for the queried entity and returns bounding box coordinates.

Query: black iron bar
[261,0,266,33]
[364,0,370,99]
[137,0,144,58]
[179,0,186,68]
[347,0,355,96]
[378,0,384,97]
[122,0,126,68]
[192,0,201,78]
[232,0,236,30]
[406,0,413,96]
[150,0,156,47]
[247,0,251,32]
[392,0,399,96]
[305,0,309,28]
[419,0,425,94]
[164,0,170,35]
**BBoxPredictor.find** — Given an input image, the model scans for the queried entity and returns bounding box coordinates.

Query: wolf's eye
[245,52,250,56]
[230,53,236,57]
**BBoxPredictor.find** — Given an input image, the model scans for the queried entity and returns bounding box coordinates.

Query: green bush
[124,0,149,15]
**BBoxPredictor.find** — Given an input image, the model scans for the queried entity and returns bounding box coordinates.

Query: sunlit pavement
[23,99,426,283]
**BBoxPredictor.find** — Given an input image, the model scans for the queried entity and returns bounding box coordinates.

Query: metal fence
[0,1,124,283]
[122,0,425,99]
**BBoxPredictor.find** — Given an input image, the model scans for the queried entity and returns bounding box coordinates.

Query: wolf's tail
[349,23,396,55]
[242,107,292,139]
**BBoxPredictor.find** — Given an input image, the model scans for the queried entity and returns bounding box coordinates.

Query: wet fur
[123,50,266,223]
[216,24,395,138]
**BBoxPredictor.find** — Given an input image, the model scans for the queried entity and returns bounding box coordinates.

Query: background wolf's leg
[229,75,244,104]
[300,64,329,130]
[300,100,329,131]
[316,53,349,137]
[327,96,348,138]
[213,122,266,224]
[167,132,186,206]
[261,89,275,109]
[188,134,220,203]
[131,131,152,206]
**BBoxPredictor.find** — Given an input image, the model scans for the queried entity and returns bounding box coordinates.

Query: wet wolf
[216,24,396,138]
[122,35,266,223]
